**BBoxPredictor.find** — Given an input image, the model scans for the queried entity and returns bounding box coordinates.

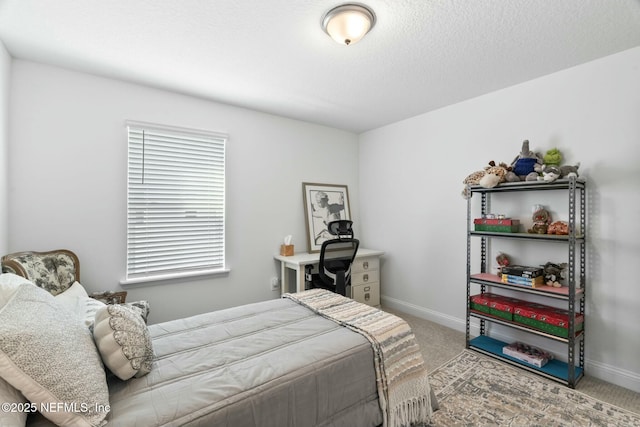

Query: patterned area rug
[428,350,640,426]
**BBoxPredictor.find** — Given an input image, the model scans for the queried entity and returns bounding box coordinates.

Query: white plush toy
[538,163,580,183]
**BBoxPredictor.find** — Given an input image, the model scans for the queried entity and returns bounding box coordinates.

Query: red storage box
[470,293,493,315]
[513,302,548,319]
[537,307,584,329]
[514,302,584,337]
[470,293,516,321]
[473,218,520,226]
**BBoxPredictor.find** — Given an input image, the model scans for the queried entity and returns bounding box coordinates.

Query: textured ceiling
[1,0,639,133]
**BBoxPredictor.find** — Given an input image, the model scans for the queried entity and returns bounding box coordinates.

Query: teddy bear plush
[527,204,551,234]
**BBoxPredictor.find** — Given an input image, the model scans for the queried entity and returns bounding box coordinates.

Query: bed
[0,250,436,427]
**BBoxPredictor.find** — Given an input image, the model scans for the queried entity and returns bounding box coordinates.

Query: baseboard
[381,295,640,393]
[381,295,467,332]
[586,359,640,394]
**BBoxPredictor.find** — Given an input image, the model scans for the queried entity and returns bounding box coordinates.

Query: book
[500,265,543,278]
[501,274,544,286]
[503,342,553,368]
[502,281,544,289]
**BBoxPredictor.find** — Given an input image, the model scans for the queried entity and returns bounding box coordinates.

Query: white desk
[274,248,384,305]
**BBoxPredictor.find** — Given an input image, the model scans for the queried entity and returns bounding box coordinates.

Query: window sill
[120,268,230,287]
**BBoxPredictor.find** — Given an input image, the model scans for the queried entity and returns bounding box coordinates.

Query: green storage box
[470,293,515,321]
[474,224,520,232]
[513,315,583,337]
[513,303,584,338]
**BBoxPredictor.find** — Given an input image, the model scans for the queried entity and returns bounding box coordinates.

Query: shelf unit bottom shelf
[469,335,583,387]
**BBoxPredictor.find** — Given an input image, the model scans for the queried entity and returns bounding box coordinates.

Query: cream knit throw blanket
[284,289,434,427]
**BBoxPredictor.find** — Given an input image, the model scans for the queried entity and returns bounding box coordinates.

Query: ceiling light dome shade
[322,4,376,46]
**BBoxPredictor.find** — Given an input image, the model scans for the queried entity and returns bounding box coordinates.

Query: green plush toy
[543,148,562,166]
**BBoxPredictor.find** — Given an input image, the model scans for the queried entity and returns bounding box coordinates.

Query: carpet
[428,350,640,427]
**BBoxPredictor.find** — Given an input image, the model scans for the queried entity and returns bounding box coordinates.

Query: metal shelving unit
[465,177,586,388]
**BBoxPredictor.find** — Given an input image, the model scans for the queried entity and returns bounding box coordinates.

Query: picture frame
[302,182,351,253]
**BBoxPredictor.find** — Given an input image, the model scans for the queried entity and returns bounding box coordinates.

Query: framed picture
[302,182,351,253]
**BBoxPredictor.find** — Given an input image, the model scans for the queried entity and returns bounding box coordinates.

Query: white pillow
[0,273,32,308]
[56,280,90,299]
[1,274,35,427]
[93,304,154,381]
[0,376,27,427]
[55,281,107,328]
[0,283,109,427]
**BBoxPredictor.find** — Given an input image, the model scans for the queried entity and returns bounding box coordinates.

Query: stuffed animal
[461,161,511,199]
[558,163,580,178]
[541,262,568,287]
[543,148,562,166]
[506,140,543,182]
[548,221,569,235]
[539,165,561,182]
[495,252,510,275]
[528,204,551,234]
[538,163,580,183]
[478,169,502,188]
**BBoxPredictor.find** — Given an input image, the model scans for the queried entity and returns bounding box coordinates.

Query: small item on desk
[280,235,294,256]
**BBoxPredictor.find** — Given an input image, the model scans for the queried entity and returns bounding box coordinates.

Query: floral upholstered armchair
[1,249,148,322]
[1,249,81,296]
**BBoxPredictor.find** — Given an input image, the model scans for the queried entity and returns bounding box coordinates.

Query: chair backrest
[326,220,354,237]
[1,249,80,296]
[318,237,359,296]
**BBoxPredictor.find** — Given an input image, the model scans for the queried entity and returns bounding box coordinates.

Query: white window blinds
[126,122,227,281]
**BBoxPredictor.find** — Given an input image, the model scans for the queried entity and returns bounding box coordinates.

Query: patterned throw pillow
[93,304,154,381]
[122,300,151,324]
[0,283,109,427]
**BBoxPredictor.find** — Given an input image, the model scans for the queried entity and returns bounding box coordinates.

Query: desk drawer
[352,282,380,306]
[352,270,379,285]
[352,257,379,273]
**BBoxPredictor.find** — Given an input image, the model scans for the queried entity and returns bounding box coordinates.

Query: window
[125,121,227,283]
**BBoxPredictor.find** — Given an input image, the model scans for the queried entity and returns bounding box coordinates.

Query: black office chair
[307,220,359,296]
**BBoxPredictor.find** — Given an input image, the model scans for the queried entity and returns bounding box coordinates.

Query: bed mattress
[28,298,382,427]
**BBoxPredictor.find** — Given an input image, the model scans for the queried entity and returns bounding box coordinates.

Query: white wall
[359,47,640,391]
[8,60,359,324]
[0,41,9,256]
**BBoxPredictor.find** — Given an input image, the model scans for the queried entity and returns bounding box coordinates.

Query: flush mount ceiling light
[321,3,376,46]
